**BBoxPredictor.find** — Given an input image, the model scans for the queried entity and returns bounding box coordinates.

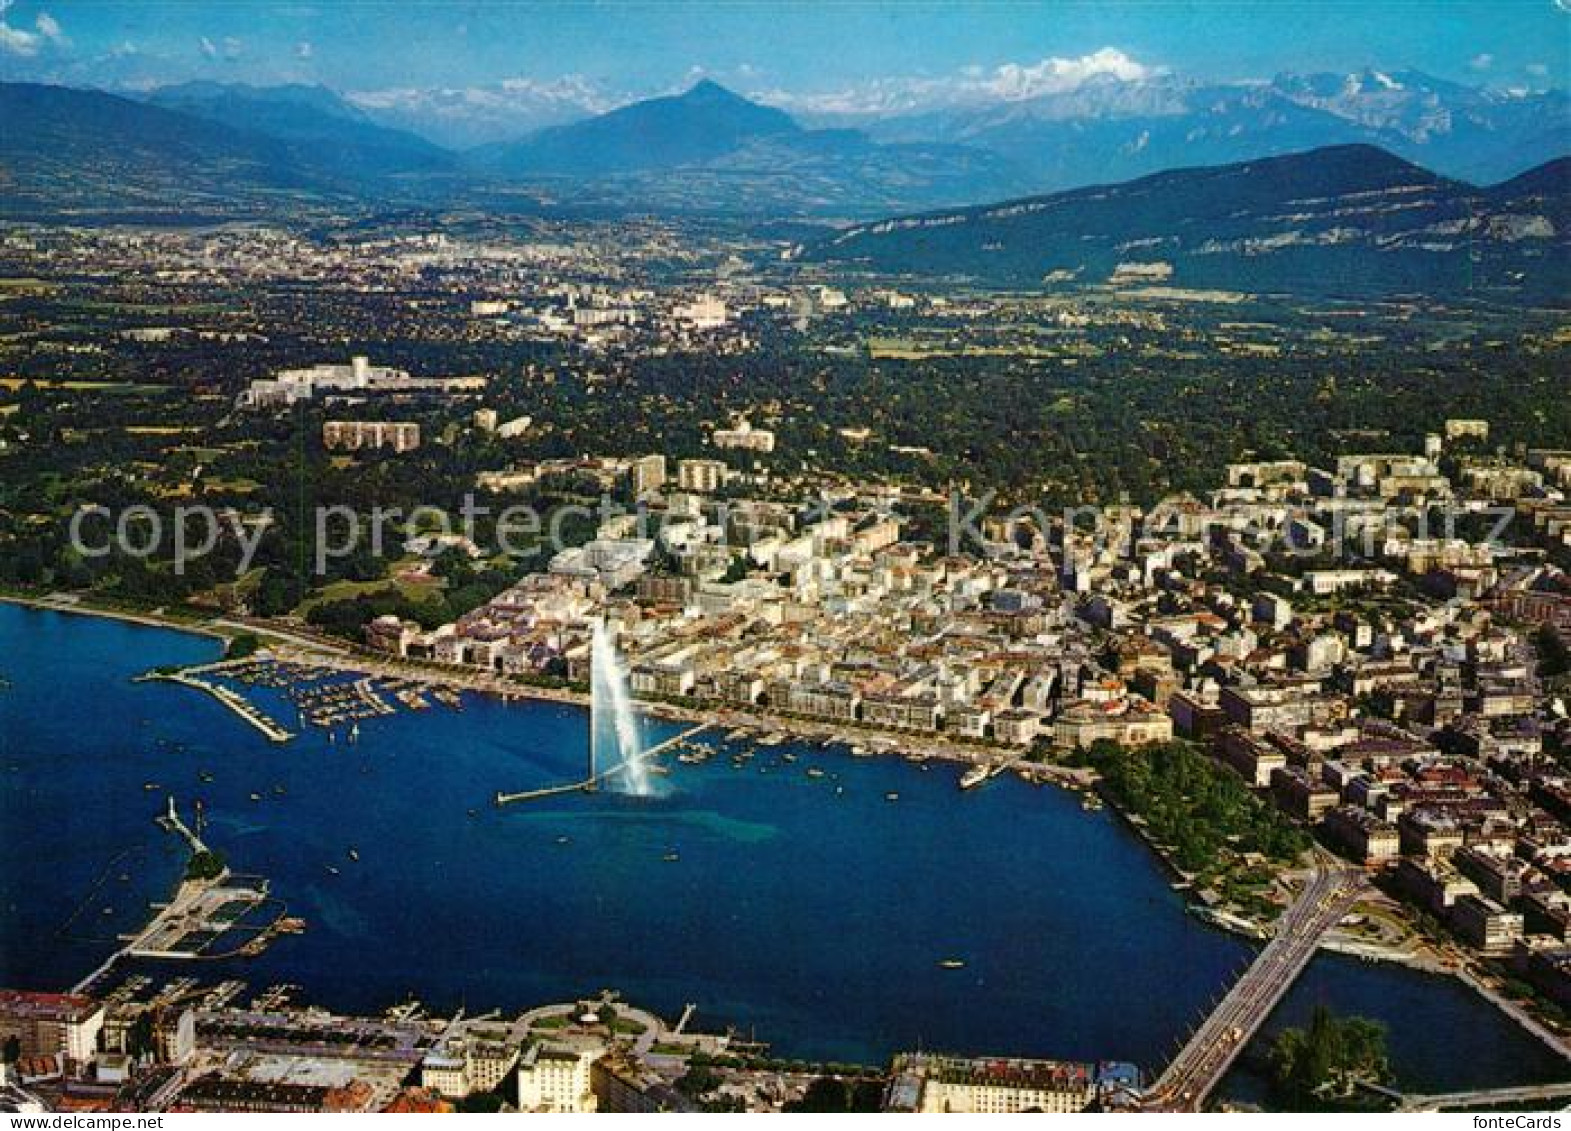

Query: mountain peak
[476,76,799,178]
[682,78,737,100]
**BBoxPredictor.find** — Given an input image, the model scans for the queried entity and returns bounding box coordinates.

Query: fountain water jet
[590,620,650,795]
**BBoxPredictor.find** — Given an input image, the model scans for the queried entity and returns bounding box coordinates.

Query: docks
[495,723,713,806]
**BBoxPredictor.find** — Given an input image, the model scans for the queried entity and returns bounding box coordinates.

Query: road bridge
[1144,859,1366,1111]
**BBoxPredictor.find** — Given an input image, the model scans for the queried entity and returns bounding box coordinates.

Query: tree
[225,632,260,660]
[185,849,227,881]
[676,1062,721,1099]
[1269,1006,1390,1106]
[1535,624,1570,679]
[787,1075,883,1112]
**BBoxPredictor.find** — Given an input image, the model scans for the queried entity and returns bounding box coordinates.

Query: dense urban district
[2,212,1571,1114]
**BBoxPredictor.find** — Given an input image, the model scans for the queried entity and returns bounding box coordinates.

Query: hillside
[0,82,354,220]
[799,145,1570,300]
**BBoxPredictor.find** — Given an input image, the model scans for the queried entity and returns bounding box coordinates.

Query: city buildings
[321,421,421,453]
[884,1054,1103,1113]
[0,992,104,1074]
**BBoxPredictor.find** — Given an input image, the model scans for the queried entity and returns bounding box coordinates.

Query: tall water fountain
[589,620,651,795]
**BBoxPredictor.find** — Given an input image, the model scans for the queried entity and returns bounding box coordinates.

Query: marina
[150,653,473,739]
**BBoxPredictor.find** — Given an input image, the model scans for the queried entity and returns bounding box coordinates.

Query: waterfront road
[1145,855,1366,1111]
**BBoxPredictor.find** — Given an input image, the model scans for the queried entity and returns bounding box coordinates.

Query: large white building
[419,1019,524,1099]
[549,538,655,589]
[240,356,406,408]
[713,418,775,454]
[516,1039,602,1112]
[239,356,485,409]
[672,295,728,330]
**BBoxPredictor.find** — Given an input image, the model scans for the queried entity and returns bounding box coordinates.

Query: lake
[0,601,1564,1097]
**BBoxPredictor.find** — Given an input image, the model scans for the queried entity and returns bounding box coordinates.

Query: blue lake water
[0,601,1565,1096]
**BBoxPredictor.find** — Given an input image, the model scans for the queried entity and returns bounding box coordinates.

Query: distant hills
[798,145,1570,301]
[145,82,451,178]
[465,79,1032,214]
[473,80,799,177]
[0,78,1030,219]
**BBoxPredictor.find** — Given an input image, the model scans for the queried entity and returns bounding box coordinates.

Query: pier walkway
[156,796,208,855]
[495,723,713,806]
[146,669,294,742]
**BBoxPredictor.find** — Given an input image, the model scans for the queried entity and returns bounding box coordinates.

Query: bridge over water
[1144,858,1367,1111]
[1380,1082,1571,1112]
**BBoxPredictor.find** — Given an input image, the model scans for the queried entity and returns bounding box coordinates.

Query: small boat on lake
[959,764,992,791]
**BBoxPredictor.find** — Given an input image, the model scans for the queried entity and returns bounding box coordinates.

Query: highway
[1145,857,1366,1111]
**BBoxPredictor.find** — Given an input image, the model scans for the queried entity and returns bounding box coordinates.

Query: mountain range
[799,145,1570,301]
[853,69,1568,191]
[2,71,1566,222]
[0,78,1037,219]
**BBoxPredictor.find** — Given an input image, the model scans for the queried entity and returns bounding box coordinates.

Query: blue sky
[1,1,1564,119]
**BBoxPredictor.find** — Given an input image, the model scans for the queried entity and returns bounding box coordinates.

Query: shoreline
[0,591,232,642]
[258,636,1095,785]
[9,594,1568,1065]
